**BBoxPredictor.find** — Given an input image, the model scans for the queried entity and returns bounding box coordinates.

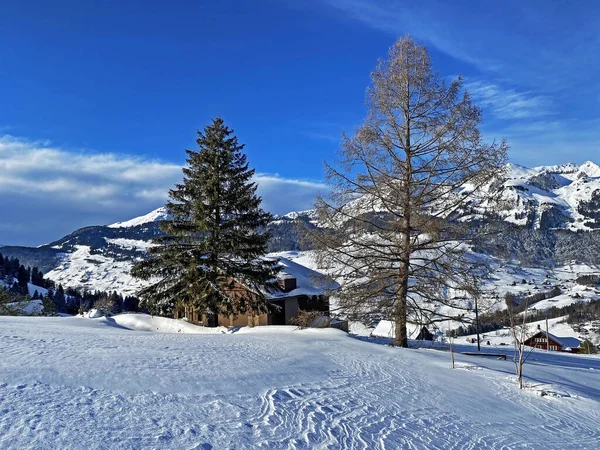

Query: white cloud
[465,80,553,120]
[254,174,327,214]
[0,136,325,246]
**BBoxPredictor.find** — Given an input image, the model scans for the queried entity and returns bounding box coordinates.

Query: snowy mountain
[2,161,600,298]
[480,161,600,231]
[0,207,312,296]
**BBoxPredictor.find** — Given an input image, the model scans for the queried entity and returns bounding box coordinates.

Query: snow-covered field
[1,316,599,449]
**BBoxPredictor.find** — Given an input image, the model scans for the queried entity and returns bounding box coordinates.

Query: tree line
[0,251,54,294]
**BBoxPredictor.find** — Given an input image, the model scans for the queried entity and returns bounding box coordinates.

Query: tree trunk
[518,344,524,389]
[394,111,411,348]
[395,260,409,347]
[475,296,481,352]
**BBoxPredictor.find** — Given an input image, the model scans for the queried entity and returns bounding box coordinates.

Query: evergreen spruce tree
[132,117,280,322]
[42,293,57,316]
[17,265,29,290]
[53,284,66,313]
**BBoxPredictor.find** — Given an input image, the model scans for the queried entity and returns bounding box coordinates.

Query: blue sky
[1,0,600,245]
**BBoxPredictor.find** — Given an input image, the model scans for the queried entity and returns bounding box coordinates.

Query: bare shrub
[290,310,330,329]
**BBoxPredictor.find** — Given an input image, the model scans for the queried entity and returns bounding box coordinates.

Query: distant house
[524,330,581,353]
[416,326,434,341]
[174,257,338,327]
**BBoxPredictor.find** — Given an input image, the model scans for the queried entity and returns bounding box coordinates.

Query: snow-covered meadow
[1,315,599,449]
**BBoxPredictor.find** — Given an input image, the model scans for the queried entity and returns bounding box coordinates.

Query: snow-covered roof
[266,257,339,300]
[535,330,582,349]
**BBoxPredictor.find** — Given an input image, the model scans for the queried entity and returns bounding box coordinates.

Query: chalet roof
[266,257,339,300]
[534,330,582,349]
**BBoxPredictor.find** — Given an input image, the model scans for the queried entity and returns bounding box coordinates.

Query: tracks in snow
[1,319,600,449]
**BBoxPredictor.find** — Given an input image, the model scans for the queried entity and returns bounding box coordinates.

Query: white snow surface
[27,282,48,298]
[107,207,170,228]
[1,316,599,449]
[109,313,229,334]
[105,238,156,251]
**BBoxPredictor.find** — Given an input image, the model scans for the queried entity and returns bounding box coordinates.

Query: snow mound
[371,320,422,339]
[82,308,104,319]
[110,313,229,334]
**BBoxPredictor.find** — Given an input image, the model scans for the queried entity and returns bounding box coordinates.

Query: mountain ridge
[2,160,600,296]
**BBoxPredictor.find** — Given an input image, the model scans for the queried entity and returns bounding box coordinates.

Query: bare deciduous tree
[310,36,508,347]
[507,295,535,389]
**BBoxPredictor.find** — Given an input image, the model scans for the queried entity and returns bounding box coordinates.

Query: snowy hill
[0,207,315,296]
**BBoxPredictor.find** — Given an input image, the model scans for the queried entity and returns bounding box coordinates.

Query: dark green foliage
[579,339,597,354]
[565,298,600,324]
[17,265,29,289]
[0,246,60,275]
[575,274,600,286]
[56,288,137,315]
[123,295,139,312]
[53,284,66,313]
[0,288,30,315]
[578,189,600,229]
[42,294,58,315]
[132,118,280,318]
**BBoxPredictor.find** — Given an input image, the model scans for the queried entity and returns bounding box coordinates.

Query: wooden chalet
[524,330,581,353]
[174,257,338,327]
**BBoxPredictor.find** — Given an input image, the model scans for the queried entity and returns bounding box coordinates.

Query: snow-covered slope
[108,207,170,228]
[0,316,598,448]
[479,161,600,230]
[44,245,148,296]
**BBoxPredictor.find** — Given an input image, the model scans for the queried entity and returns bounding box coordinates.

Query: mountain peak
[579,160,600,177]
[108,207,170,229]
